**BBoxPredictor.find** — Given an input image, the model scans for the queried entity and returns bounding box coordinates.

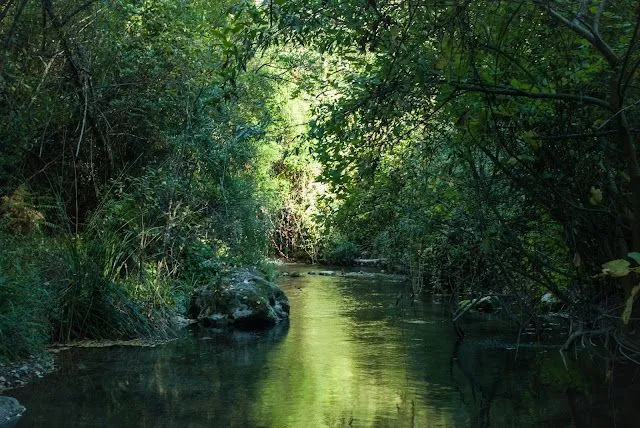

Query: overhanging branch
[453,82,611,109]
[533,0,619,67]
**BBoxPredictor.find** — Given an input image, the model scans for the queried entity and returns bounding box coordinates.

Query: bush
[180,239,227,288]
[324,234,360,266]
[0,186,45,235]
[50,237,157,342]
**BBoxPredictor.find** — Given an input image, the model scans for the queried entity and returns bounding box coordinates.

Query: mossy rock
[189,268,289,330]
[0,396,25,428]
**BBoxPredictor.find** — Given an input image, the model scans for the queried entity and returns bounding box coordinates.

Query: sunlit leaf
[589,187,603,205]
[602,259,630,277]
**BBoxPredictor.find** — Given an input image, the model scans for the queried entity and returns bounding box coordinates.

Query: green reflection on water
[252,275,456,427]
[11,269,639,427]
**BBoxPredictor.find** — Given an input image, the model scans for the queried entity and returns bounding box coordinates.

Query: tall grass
[0,188,176,362]
[0,152,284,361]
[51,236,157,342]
[0,233,50,363]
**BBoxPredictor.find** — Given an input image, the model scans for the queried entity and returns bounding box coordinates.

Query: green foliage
[268,80,323,262]
[50,237,155,342]
[600,254,640,325]
[8,0,639,366]
[0,234,50,362]
[0,186,46,235]
[256,259,280,283]
[0,0,322,360]
[323,234,360,266]
[181,239,228,289]
[602,260,631,278]
[268,0,640,336]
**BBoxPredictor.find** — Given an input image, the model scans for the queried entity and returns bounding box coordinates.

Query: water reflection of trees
[15,326,289,428]
[254,277,459,427]
[448,333,623,427]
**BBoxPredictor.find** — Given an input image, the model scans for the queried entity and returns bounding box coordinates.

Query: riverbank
[0,355,54,393]
[0,266,291,393]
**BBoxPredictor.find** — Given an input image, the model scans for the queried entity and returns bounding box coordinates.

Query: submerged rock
[0,396,25,427]
[317,271,337,276]
[189,269,289,330]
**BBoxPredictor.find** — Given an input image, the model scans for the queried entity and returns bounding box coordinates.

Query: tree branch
[453,82,611,109]
[534,0,619,67]
[60,0,97,27]
[0,0,14,25]
[575,0,588,22]
[620,11,640,95]
[534,130,617,140]
[593,0,606,35]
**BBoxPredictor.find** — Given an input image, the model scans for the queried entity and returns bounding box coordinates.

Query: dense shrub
[323,234,360,266]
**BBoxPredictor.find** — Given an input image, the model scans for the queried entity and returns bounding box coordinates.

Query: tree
[270,0,640,355]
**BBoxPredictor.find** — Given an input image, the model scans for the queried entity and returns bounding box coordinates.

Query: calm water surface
[12,266,640,427]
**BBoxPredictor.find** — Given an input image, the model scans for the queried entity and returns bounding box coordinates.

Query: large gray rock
[189,269,289,329]
[0,396,25,427]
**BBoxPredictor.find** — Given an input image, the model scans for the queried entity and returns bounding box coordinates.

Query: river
[11,265,640,427]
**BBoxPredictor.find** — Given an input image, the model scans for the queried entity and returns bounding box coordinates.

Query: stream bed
[11,265,640,427]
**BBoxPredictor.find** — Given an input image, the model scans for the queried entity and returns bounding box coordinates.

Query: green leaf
[628,252,640,265]
[522,131,538,150]
[589,187,603,205]
[602,259,630,277]
[627,252,640,265]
